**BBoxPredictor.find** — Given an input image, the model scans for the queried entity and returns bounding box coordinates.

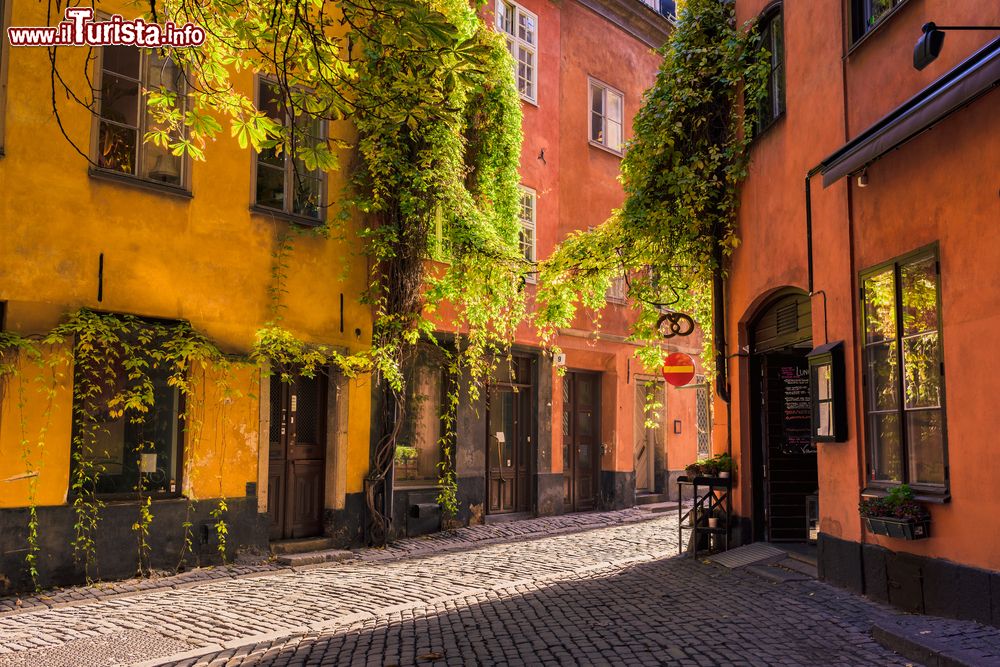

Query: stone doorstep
[636,501,679,514]
[634,493,667,506]
[871,616,1000,667]
[269,537,338,556]
[276,549,355,567]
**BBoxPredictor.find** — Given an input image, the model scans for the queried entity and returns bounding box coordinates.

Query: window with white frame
[94,46,187,187]
[496,1,537,103]
[254,77,326,221]
[589,79,623,153]
[518,186,537,280]
[606,274,626,303]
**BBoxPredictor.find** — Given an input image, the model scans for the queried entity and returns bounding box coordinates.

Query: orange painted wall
[727,0,1000,571]
[481,0,694,486]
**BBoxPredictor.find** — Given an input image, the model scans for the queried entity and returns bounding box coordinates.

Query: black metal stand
[677,476,732,557]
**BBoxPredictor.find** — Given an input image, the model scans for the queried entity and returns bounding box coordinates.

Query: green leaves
[534,0,768,373]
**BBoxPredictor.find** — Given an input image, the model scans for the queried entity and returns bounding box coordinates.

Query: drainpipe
[711,236,732,462]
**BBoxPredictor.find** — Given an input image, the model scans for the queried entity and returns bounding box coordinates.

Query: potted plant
[684,461,702,479]
[699,458,720,478]
[859,484,931,540]
[714,453,735,479]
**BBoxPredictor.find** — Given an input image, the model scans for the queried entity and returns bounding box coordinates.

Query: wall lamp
[914,22,1000,70]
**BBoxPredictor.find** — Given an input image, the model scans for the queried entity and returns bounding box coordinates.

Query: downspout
[711,239,732,461]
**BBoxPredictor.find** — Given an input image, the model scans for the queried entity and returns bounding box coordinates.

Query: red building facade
[389,0,709,535]
[721,0,1000,623]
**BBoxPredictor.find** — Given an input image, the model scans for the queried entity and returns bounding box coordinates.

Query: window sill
[846,0,914,57]
[589,140,624,158]
[520,95,538,108]
[89,168,192,200]
[395,481,442,490]
[249,205,324,228]
[861,486,950,504]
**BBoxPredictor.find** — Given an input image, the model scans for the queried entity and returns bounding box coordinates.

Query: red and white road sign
[662,352,696,387]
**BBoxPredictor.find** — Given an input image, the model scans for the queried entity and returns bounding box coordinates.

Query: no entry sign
[662,352,696,387]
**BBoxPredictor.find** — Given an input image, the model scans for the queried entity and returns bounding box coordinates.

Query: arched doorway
[748,291,817,542]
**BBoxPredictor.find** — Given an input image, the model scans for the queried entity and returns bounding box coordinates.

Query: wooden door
[487,386,530,514]
[267,373,327,540]
[633,382,662,493]
[760,354,817,541]
[563,372,600,512]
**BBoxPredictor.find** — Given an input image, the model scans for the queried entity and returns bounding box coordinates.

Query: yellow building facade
[0,0,372,591]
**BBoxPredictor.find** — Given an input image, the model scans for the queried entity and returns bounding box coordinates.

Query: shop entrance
[748,292,817,542]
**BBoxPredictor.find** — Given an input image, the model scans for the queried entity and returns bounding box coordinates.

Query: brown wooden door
[563,372,600,512]
[487,386,531,514]
[267,373,326,540]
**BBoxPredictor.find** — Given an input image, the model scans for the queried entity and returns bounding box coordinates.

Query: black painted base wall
[0,497,268,594]
[323,491,366,548]
[818,533,1000,628]
[536,472,563,516]
[600,470,635,510]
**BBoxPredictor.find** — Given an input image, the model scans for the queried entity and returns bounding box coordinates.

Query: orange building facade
[721,0,1000,623]
[387,0,710,537]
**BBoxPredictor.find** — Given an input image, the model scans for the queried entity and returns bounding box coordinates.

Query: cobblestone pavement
[0,508,656,616]
[0,511,919,666]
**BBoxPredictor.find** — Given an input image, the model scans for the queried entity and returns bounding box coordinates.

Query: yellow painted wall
[0,1,373,509]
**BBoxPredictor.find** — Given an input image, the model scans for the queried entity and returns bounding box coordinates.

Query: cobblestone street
[0,512,919,666]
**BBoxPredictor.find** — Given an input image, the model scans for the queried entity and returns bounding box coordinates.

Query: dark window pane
[102,45,140,79]
[100,74,140,127]
[74,348,180,495]
[903,332,941,409]
[867,341,898,410]
[901,255,938,336]
[863,269,896,343]
[256,163,285,210]
[906,410,945,485]
[294,375,321,444]
[292,168,322,219]
[258,79,284,121]
[98,121,137,174]
[870,412,902,482]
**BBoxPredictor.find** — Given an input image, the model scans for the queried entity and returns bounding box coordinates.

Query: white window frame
[588,78,624,155]
[90,45,190,190]
[518,186,537,282]
[496,0,538,105]
[251,76,328,224]
[606,274,626,303]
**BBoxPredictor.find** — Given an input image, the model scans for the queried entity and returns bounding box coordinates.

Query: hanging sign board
[662,352,696,387]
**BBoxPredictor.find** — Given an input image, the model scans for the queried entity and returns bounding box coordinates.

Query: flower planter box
[864,516,931,540]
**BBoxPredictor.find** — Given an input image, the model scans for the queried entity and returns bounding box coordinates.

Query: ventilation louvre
[776,302,799,335]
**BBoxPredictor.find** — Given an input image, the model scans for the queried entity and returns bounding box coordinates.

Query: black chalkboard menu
[765,361,814,455]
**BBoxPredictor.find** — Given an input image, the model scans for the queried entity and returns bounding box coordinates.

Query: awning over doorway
[820,36,1000,187]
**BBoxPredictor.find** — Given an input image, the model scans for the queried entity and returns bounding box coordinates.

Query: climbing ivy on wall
[534,0,769,374]
[34,0,524,561]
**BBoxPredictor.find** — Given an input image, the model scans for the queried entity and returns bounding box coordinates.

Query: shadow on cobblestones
[175,557,913,667]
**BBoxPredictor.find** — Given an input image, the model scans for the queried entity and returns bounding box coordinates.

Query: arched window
[756,4,785,134]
